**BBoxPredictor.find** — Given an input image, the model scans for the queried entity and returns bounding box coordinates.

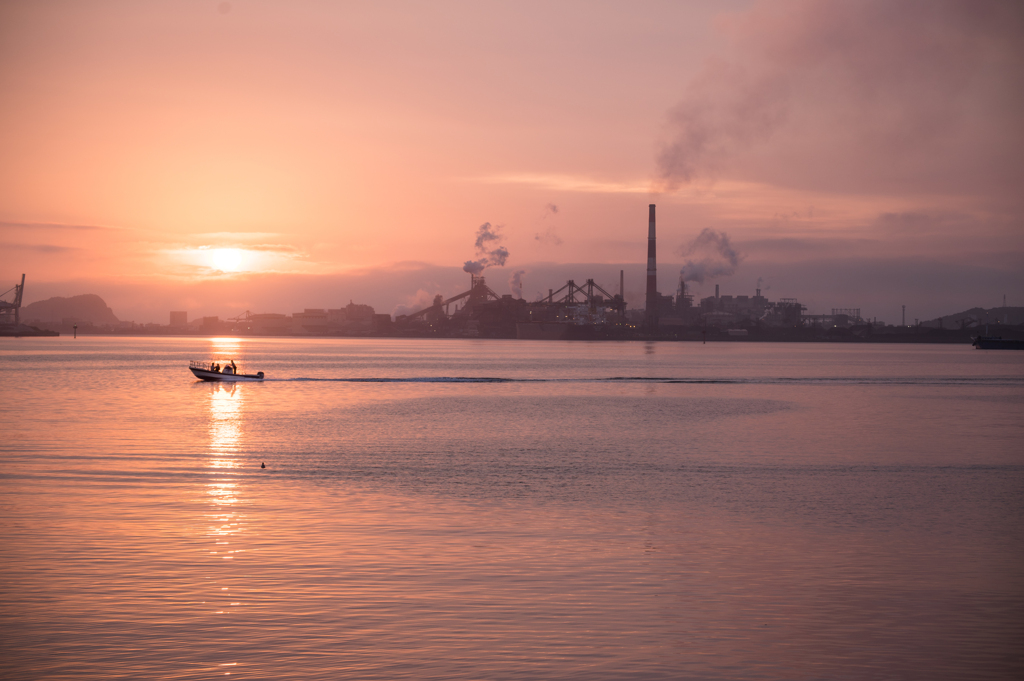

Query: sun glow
[209,248,244,272]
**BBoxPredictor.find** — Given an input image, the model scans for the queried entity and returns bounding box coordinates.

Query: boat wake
[266,376,1024,386]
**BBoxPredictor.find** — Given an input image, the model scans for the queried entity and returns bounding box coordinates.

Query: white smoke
[678,228,743,283]
[392,289,437,317]
[509,270,526,298]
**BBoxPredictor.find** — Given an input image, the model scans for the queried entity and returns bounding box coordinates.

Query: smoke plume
[655,65,789,192]
[462,259,486,275]
[509,270,526,298]
[463,222,509,274]
[393,289,437,317]
[534,203,563,245]
[678,228,743,283]
[652,0,1024,198]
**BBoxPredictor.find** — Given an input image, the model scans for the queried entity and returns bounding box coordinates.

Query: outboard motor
[257,372,264,379]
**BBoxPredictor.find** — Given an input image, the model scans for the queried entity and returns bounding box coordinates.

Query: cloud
[193,232,284,241]
[740,236,880,256]
[195,243,303,254]
[0,221,115,231]
[473,173,649,194]
[0,243,80,253]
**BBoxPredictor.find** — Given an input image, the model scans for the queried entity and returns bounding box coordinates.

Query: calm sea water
[1,337,1022,680]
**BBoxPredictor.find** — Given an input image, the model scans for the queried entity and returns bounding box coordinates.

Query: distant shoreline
[2,330,999,344]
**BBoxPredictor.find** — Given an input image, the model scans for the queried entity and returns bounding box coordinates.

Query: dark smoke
[463,259,487,275]
[474,222,501,250]
[653,61,789,192]
[489,246,509,267]
[652,1,1024,197]
[463,222,510,274]
[678,228,743,283]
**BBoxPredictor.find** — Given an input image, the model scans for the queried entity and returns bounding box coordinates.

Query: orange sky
[1,0,1021,323]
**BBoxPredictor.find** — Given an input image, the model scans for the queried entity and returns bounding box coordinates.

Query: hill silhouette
[22,294,119,324]
[923,306,1024,329]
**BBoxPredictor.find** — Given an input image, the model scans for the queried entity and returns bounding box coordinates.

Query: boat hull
[190,367,264,381]
[972,337,1024,350]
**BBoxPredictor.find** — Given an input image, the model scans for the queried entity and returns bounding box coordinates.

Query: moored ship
[972,336,1024,350]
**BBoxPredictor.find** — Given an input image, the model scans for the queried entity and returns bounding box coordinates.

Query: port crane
[0,274,25,326]
[402,276,625,322]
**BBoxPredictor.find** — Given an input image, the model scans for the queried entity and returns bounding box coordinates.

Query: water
[2,337,1022,680]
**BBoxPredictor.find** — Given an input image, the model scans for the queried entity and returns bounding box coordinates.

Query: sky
[1,0,1022,324]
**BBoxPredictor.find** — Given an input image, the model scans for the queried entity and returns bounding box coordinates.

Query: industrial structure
[0,274,25,327]
[0,274,58,336]
[693,286,805,328]
[391,204,822,339]
[394,274,628,339]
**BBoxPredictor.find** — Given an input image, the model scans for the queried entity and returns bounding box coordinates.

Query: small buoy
[261,462,265,469]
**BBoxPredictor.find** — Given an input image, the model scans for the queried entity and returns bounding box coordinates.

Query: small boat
[190,360,265,381]
[972,336,1024,350]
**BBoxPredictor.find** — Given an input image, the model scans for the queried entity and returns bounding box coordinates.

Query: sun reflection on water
[201,361,249,673]
[205,381,245,519]
[208,382,243,461]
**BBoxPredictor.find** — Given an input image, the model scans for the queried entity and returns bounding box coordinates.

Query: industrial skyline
[2,1,1021,325]
[8,199,1018,331]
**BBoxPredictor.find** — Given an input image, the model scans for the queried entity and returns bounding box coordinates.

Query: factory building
[698,285,804,327]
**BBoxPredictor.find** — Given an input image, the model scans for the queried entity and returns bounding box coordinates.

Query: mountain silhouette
[21,294,119,324]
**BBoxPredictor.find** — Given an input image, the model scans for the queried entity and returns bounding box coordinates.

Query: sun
[209,248,244,272]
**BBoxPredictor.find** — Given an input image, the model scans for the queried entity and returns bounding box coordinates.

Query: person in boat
[230,360,237,374]
[212,363,220,373]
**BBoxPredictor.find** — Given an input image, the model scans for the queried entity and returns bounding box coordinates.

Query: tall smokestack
[645,204,658,332]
